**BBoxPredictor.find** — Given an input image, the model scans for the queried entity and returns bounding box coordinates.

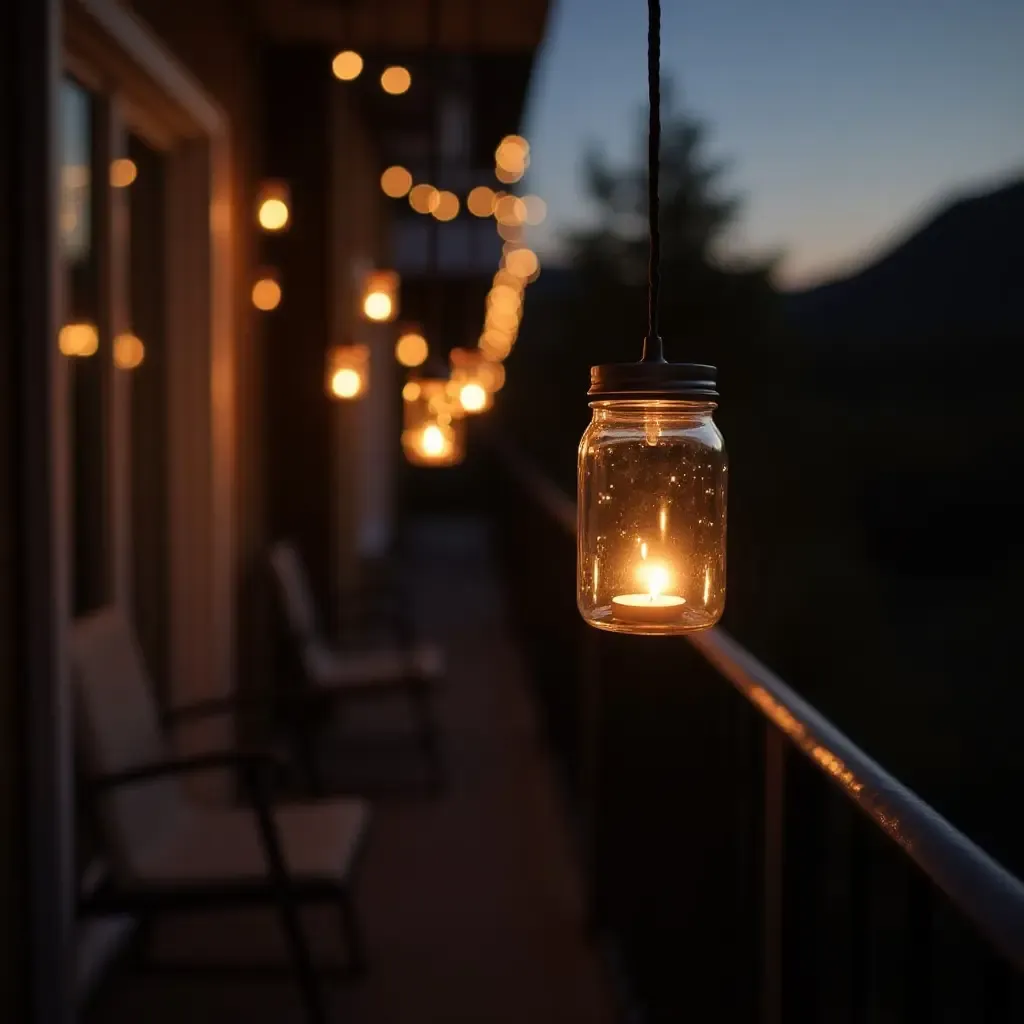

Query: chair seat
[130,798,369,888]
[303,640,444,691]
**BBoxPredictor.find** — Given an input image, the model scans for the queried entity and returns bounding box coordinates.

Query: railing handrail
[498,441,1024,969]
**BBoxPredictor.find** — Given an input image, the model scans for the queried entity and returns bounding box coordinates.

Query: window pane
[60,79,109,616]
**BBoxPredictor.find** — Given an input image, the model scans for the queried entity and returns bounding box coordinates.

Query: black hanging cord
[427,0,442,352]
[642,0,663,363]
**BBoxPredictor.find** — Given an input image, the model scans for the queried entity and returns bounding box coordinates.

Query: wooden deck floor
[84,517,616,1024]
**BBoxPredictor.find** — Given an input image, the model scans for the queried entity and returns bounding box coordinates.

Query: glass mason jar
[401,377,466,467]
[577,398,727,634]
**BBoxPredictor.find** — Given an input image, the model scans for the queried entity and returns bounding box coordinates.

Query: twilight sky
[520,0,1024,289]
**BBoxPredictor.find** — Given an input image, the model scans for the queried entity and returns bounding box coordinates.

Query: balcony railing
[489,443,1024,1023]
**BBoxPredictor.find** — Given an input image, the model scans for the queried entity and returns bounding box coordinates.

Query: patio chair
[71,608,370,1024]
[269,540,445,796]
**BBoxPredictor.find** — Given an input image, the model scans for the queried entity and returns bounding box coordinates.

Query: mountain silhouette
[785,177,1024,343]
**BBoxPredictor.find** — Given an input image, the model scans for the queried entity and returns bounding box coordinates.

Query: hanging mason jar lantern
[401,377,465,467]
[577,365,727,635]
[576,0,727,636]
[255,180,291,232]
[449,347,498,414]
[325,344,369,400]
[360,269,399,323]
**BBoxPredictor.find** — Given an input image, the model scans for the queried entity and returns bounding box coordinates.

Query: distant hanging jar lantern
[255,180,291,232]
[449,348,498,414]
[325,344,369,400]
[576,0,727,636]
[360,269,399,323]
[401,377,465,467]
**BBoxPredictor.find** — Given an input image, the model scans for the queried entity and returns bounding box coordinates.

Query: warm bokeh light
[479,359,506,392]
[486,307,519,332]
[467,185,496,217]
[252,275,282,311]
[395,329,428,367]
[402,378,465,466]
[488,284,522,314]
[380,165,413,198]
[504,246,539,279]
[496,222,524,244]
[523,195,548,225]
[380,66,411,95]
[331,368,362,398]
[360,269,399,322]
[459,382,487,412]
[420,423,446,456]
[479,334,513,360]
[363,291,392,321]
[493,268,524,292]
[409,183,440,214]
[258,198,289,231]
[58,322,99,357]
[256,181,291,231]
[450,348,499,414]
[496,135,529,173]
[495,164,524,185]
[494,194,526,227]
[433,190,460,221]
[113,332,145,370]
[325,344,369,400]
[109,158,137,188]
[332,50,363,80]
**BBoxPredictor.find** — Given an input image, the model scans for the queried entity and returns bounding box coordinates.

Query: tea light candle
[611,592,686,623]
[611,559,686,624]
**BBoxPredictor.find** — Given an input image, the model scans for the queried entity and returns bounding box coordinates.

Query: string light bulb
[58,322,99,357]
[256,180,291,232]
[467,185,496,217]
[109,159,137,188]
[380,66,412,95]
[113,332,145,369]
[332,51,363,80]
[395,326,429,368]
[252,269,282,311]
[409,184,440,215]
[381,166,413,198]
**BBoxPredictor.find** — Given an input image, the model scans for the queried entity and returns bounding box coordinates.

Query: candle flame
[636,560,670,599]
[421,424,446,457]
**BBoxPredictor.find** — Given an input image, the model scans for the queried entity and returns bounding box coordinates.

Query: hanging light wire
[642,0,663,363]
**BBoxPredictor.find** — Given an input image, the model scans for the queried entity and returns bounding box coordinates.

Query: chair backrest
[269,540,319,646]
[71,609,187,881]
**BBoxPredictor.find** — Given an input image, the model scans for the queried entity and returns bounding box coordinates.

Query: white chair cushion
[302,641,444,690]
[130,799,369,888]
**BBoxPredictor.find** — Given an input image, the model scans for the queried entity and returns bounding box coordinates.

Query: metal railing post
[762,724,785,1024]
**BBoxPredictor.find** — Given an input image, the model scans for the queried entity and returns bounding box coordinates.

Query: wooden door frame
[1,0,238,1012]
[64,0,236,730]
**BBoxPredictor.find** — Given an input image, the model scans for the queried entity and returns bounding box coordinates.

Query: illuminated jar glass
[577,363,727,635]
[325,344,369,400]
[402,377,466,467]
[449,348,496,414]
